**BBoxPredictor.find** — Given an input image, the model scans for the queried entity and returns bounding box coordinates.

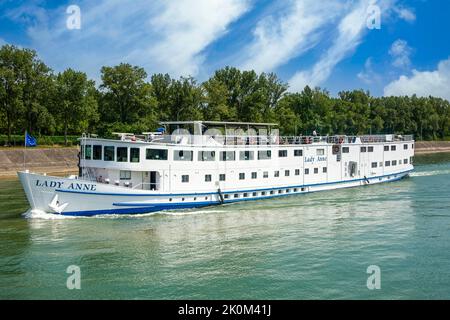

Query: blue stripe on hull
[60,172,410,217]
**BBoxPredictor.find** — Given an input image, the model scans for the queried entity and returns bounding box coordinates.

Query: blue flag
[25,132,37,147]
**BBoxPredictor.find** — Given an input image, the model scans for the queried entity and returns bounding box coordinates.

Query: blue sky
[1,0,449,99]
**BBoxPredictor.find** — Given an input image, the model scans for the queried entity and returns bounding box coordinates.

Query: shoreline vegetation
[0,143,449,180]
[1,44,450,146]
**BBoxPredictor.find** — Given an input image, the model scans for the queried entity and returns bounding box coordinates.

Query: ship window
[317,149,325,156]
[372,162,378,168]
[274,171,280,177]
[360,147,367,153]
[270,191,275,195]
[198,151,215,161]
[263,172,269,178]
[174,150,193,161]
[219,174,226,181]
[342,147,349,153]
[93,145,102,160]
[243,193,249,198]
[220,151,235,161]
[120,171,131,180]
[104,146,115,161]
[239,173,245,180]
[117,147,128,162]
[384,146,389,151]
[294,188,298,192]
[295,169,300,176]
[84,145,92,160]
[234,194,239,199]
[323,167,327,173]
[385,161,391,167]
[205,174,212,182]
[285,170,290,177]
[404,144,408,150]
[130,148,140,163]
[412,144,414,149]
[261,192,267,196]
[252,192,257,197]
[410,157,414,164]
[391,145,396,151]
[224,194,230,199]
[368,146,374,152]
[404,159,408,164]
[181,175,189,183]
[240,151,254,161]
[258,150,272,160]
[278,190,283,194]
[392,160,397,166]
[305,168,310,175]
[147,149,168,160]
[279,150,288,158]
[379,162,383,167]
[314,168,319,174]
[252,172,257,179]
[294,150,303,157]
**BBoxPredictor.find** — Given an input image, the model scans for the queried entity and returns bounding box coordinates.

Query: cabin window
[412,144,414,149]
[253,192,257,197]
[392,160,397,166]
[130,148,140,163]
[252,172,257,179]
[404,159,408,164]
[220,151,235,161]
[199,151,215,161]
[361,147,367,153]
[404,144,408,150]
[182,175,189,183]
[104,146,115,161]
[205,174,212,182]
[263,172,269,178]
[385,161,391,167]
[384,146,389,151]
[295,169,300,176]
[368,146,374,152]
[258,150,272,160]
[173,150,193,161]
[317,149,325,156]
[391,145,397,151]
[342,147,349,153]
[274,171,280,177]
[305,168,310,175]
[147,149,168,160]
[93,145,102,160]
[285,170,290,177]
[372,162,378,168]
[239,173,245,180]
[84,145,92,160]
[294,150,303,157]
[279,150,288,158]
[314,168,319,174]
[120,170,131,180]
[323,167,327,173]
[379,162,383,167]
[410,157,414,164]
[240,151,254,161]
[117,147,128,162]
[219,174,226,181]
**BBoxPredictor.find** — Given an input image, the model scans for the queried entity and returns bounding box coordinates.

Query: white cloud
[384,57,450,100]
[389,39,412,68]
[358,57,381,84]
[289,0,374,91]
[239,0,344,73]
[395,6,416,22]
[7,0,250,79]
[0,38,6,46]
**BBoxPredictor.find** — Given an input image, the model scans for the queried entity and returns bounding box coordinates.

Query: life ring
[338,137,344,144]
[333,145,340,154]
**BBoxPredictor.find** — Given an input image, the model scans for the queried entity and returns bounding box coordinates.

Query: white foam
[410,170,450,177]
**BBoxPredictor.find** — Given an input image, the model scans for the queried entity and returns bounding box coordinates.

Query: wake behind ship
[18,121,415,217]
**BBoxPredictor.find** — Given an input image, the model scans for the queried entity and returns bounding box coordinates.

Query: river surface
[1,153,450,299]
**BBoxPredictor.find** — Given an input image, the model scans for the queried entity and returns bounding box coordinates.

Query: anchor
[48,194,69,214]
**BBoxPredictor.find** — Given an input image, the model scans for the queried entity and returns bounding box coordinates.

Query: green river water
[1,153,450,299]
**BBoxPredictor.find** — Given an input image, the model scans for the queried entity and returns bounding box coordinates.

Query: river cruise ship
[18,121,415,216]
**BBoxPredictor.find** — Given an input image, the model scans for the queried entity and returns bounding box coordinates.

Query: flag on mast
[25,131,37,147]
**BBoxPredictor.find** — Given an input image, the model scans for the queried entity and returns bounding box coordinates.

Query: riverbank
[0,142,449,179]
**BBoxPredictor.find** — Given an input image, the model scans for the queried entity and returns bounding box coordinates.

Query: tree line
[1,44,449,146]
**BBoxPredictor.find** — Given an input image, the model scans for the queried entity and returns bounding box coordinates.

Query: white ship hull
[18,169,412,217]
